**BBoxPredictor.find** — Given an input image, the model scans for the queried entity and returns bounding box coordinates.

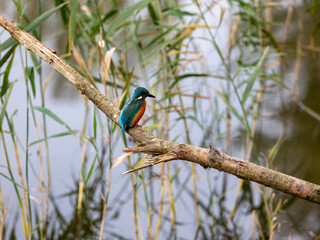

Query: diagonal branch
[1,15,319,205]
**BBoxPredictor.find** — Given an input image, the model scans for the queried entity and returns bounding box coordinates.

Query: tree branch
[1,15,319,204]
[123,141,320,204]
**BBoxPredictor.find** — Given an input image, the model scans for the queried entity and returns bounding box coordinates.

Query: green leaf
[69,0,78,46]
[217,90,248,132]
[144,24,177,51]
[81,163,85,182]
[85,153,98,184]
[0,45,17,68]
[148,3,159,25]
[163,9,196,17]
[93,107,97,139]
[1,53,14,97]
[0,172,24,190]
[28,131,77,147]
[25,67,36,97]
[32,106,74,133]
[142,37,173,65]
[170,168,182,183]
[106,0,154,37]
[0,82,14,129]
[187,115,203,130]
[170,73,210,89]
[29,52,41,75]
[268,134,283,166]
[24,1,68,33]
[242,47,269,104]
[16,0,22,16]
[55,0,68,26]
[102,9,118,22]
[85,137,99,184]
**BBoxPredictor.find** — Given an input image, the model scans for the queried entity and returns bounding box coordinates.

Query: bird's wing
[121,99,144,127]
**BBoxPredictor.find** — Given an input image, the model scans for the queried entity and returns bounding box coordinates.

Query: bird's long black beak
[147,93,156,98]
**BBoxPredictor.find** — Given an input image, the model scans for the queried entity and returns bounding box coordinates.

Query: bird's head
[132,87,156,101]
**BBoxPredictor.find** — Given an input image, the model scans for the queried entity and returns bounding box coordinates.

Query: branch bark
[1,15,319,205]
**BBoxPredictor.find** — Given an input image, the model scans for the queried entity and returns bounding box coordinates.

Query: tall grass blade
[28,131,77,147]
[1,53,14,97]
[25,67,36,97]
[0,45,17,68]
[0,82,14,128]
[32,106,75,133]
[68,0,78,47]
[242,47,269,104]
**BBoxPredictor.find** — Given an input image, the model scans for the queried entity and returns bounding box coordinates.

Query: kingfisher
[119,87,156,134]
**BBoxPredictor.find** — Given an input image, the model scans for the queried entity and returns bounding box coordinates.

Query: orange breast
[131,100,146,127]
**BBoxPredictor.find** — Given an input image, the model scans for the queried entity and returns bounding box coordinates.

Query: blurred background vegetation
[0,0,320,239]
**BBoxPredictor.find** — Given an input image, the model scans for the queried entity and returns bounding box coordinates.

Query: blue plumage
[120,87,155,134]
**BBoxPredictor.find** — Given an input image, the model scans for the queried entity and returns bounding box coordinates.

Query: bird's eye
[136,96,143,100]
